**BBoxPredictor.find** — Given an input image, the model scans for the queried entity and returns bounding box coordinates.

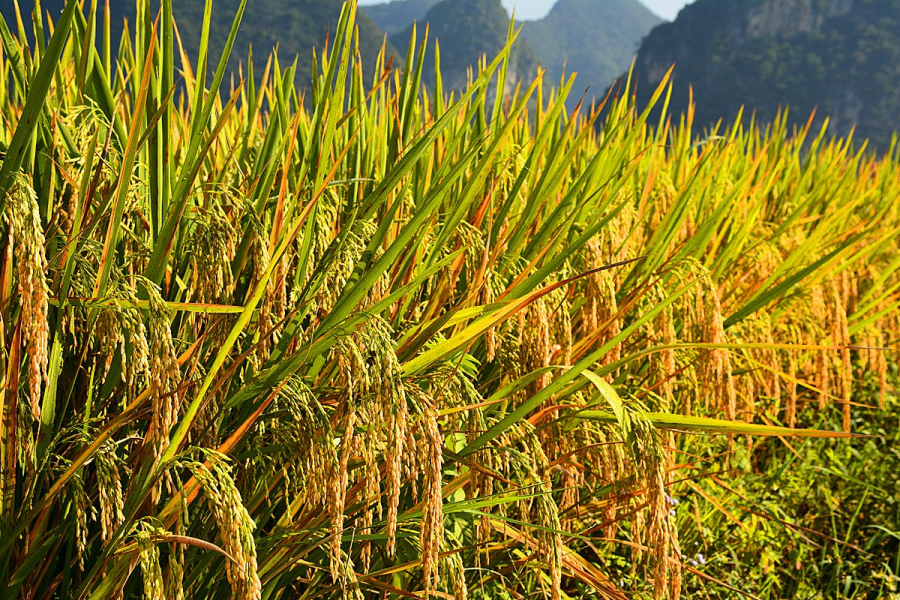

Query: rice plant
[0,1,898,599]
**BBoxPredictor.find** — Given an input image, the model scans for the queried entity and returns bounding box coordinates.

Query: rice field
[1,1,899,599]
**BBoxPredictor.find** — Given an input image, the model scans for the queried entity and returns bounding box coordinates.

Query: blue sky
[358,0,692,21]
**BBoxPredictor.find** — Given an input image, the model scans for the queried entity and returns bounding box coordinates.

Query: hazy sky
[501,0,689,20]
[358,0,692,21]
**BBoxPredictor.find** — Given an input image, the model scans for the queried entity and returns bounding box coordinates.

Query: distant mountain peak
[521,0,662,106]
[364,0,661,108]
[362,0,441,35]
[387,0,537,93]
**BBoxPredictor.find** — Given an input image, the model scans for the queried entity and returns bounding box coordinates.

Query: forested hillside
[0,0,396,82]
[618,0,900,149]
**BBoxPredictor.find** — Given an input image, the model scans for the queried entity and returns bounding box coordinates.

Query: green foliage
[674,383,900,598]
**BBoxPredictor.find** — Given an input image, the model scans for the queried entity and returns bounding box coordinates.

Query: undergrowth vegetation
[0,1,898,599]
